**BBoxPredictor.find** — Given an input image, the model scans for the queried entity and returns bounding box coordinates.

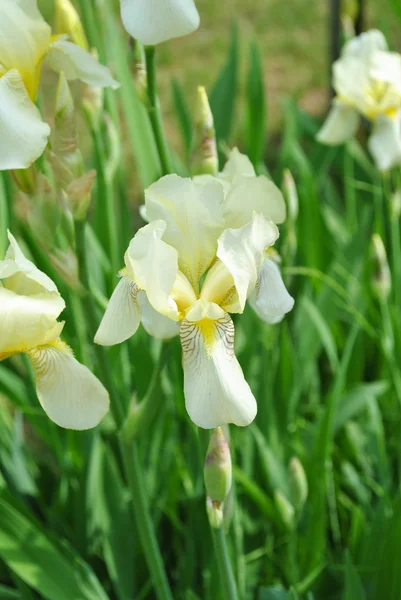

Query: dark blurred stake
[355,0,365,35]
[330,0,341,97]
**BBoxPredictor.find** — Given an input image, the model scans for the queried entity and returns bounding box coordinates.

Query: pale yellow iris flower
[95,150,294,429]
[0,0,119,171]
[120,0,200,45]
[0,232,109,430]
[317,30,401,172]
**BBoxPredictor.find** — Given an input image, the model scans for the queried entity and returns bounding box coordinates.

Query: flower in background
[317,30,401,172]
[96,167,294,429]
[0,232,109,430]
[0,0,119,171]
[120,0,200,46]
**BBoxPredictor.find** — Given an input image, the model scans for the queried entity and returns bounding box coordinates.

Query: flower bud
[204,427,232,504]
[288,457,308,512]
[206,496,224,529]
[371,234,391,301]
[274,490,295,531]
[391,189,401,221]
[55,0,89,50]
[283,169,299,223]
[67,170,96,221]
[191,86,218,176]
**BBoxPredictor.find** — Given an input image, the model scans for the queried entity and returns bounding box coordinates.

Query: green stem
[145,46,172,176]
[74,219,173,600]
[211,526,239,600]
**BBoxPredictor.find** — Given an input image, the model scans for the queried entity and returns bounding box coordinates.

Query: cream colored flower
[0,232,109,430]
[96,171,294,429]
[120,0,200,46]
[317,30,401,171]
[0,0,119,171]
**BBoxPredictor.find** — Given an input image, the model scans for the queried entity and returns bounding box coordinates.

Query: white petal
[138,292,180,339]
[0,287,64,354]
[180,315,257,428]
[0,231,59,294]
[0,70,50,170]
[342,29,387,59]
[223,174,286,227]
[95,275,141,346]
[46,40,119,88]
[216,213,279,312]
[249,258,294,324]
[145,175,224,291]
[125,220,179,319]
[0,1,51,88]
[27,342,109,430]
[120,0,200,45]
[316,100,359,145]
[368,112,401,172]
[222,148,255,179]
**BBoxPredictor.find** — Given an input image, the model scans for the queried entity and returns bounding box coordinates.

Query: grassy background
[1,0,401,599]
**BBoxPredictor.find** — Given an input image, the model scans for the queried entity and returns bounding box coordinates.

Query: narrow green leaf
[245,38,266,167]
[172,78,193,157]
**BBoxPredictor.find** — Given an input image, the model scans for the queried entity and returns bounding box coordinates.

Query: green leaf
[258,587,291,600]
[301,296,339,371]
[0,495,109,600]
[172,78,193,157]
[334,381,389,432]
[210,24,239,156]
[245,38,266,167]
[344,552,366,600]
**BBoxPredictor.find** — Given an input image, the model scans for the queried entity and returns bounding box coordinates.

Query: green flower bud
[283,169,299,222]
[55,0,89,50]
[289,457,308,512]
[391,189,401,221]
[371,234,391,301]
[191,86,218,176]
[204,427,232,504]
[274,490,295,531]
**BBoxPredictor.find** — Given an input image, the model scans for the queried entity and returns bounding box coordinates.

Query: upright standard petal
[95,275,141,346]
[27,341,109,430]
[221,148,256,179]
[316,100,360,145]
[223,175,286,228]
[0,231,59,295]
[0,287,65,354]
[120,0,200,45]
[216,213,279,312]
[145,175,224,291]
[368,112,401,172]
[125,220,179,319]
[180,315,257,428]
[138,292,180,339]
[46,40,119,88]
[0,70,50,170]
[248,258,294,324]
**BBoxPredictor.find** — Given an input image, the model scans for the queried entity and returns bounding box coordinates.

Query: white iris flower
[0,232,109,430]
[120,0,200,46]
[96,151,294,429]
[317,30,401,172]
[0,0,119,171]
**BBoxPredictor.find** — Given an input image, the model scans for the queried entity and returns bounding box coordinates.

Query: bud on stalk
[191,86,218,176]
[371,234,391,302]
[204,427,232,529]
[288,457,308,513]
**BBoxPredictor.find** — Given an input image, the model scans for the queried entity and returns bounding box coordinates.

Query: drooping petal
[316,100,359,145]
[95,275,141,346]
[0,231,59,295]
[0,287,65,354]
[27,341,109,430]
[46,40,119,88]
[120,0,200,46]
[138,292,180,339]
[223,175,286,227]
[248,258,294,324]
[125,220,179,319]
[215,213,279,312]
[145,175,224,291]
[0,70,50,170]
[180,314,257,428]
[368,112,401,172]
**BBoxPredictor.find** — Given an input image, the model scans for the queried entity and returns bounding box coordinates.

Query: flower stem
[211,526,239,600]
[145,45,172,176]
[74,219,173,600]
